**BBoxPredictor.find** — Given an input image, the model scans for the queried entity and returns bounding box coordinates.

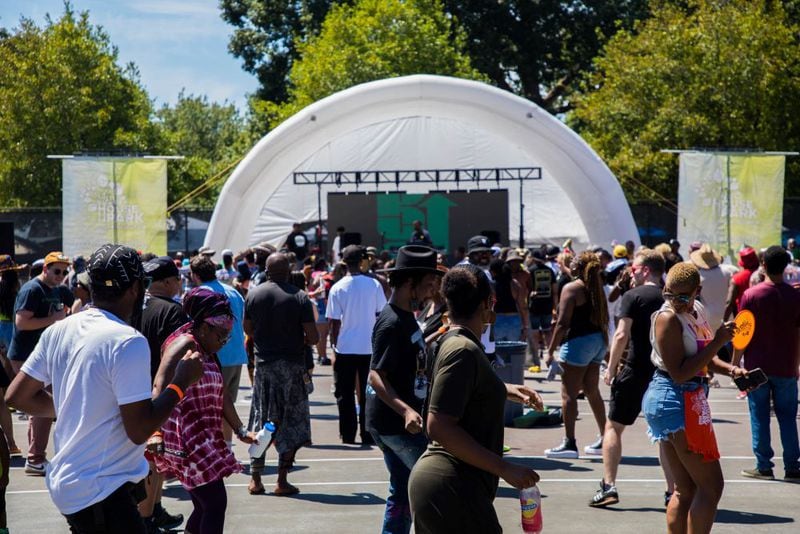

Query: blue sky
[0,1,257,111]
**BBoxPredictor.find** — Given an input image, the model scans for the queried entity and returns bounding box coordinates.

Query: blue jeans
[370,431,428,534]
[747,376,800,472]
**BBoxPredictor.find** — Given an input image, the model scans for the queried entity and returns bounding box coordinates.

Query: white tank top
[650,300,714,373]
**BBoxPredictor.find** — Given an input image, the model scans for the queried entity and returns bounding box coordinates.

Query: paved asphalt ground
[6,367,800,533]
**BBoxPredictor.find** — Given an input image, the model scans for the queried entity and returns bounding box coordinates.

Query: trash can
[494,341,527,426]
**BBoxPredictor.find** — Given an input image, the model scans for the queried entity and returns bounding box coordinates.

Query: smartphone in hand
[734,368,768,392]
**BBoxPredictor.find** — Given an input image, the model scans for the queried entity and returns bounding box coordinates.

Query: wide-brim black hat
[378,245,440,274]
[467,235,491,254]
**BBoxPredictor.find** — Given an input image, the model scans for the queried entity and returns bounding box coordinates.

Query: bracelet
[729,366,739,378]
[166,383,185,402]
[236,425,248,439]
[151,430,163,438]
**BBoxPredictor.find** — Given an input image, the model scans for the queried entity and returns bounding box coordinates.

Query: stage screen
[328,190,509,253]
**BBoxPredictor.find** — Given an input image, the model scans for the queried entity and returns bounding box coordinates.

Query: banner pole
[726,155,732,261]
[112,160,118,243]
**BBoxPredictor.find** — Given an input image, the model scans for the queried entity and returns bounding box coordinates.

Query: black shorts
[608,365,652,426]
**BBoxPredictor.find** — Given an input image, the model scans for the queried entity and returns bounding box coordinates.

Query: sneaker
[664,491,673,507]
[709,377,721,388]
[589,480,619,507]
[24,460,48,476]
[528,365,541,373]
[545,437,579,459]
[319,356,331,366]
[8,445,22,457]
[583,435,603,456]
[546,362,562,381]
[153,502,184,530]
[502,445,512,454]
[741,468,775,480]
[784,469,800,481]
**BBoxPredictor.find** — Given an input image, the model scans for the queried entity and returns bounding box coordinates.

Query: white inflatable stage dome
[204,74,638,253]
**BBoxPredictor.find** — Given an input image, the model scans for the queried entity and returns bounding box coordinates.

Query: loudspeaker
[0,222,13,256]
[481,230,501,246]
[342,232,362,247]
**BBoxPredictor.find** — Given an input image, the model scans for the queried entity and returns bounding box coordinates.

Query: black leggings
[186,479,227,534]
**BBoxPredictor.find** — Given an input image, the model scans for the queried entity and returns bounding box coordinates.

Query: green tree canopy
[252,0,484,131]
[571,0,800,201]
[223,1,649,115]
[157,91,248,207]
[0,6,159,207]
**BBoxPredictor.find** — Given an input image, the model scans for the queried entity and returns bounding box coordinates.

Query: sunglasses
[663,292,693,304]
[51,268,69,276]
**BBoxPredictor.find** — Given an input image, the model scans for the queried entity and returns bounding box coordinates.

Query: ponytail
[576,251,609,343]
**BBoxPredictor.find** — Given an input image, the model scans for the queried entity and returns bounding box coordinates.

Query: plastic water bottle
[520,485,543,533]
[247,422,276,458]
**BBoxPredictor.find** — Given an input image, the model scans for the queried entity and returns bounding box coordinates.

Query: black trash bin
[494,341,527,426]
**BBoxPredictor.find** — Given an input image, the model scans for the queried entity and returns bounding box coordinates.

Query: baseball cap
[44,251,70,266]
[87,244,146,290]
[467,235,491,254]
[221,249,234,258]
[143,256,181,282]
[198,246,215,256]
[342,245,367,264]
[613,245,628,259]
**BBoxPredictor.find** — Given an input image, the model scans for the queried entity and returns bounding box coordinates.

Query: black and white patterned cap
[87,244,145,290]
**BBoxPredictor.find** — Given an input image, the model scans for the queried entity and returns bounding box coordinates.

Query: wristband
[236,425,248,439]
[166,383,185,402]
[729,366,739,378]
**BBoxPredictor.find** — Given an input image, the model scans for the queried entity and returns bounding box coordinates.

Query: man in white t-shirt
[5,244,203,533]
[327,245,387,445]
[330,226,345,263]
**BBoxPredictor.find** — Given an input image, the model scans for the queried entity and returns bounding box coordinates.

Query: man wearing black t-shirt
[284,223,309,267]
[137,256,187,531]
[528,250,557,364]
[365,245,441,534]
[591,249,672,508]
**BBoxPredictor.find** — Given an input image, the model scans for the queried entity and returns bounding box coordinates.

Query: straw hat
[0,255,28,273]
[690,244,722,270]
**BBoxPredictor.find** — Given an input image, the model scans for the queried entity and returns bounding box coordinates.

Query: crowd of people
[0,225,797,534]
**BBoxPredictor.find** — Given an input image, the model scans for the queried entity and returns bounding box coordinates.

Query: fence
[3,200,800,263]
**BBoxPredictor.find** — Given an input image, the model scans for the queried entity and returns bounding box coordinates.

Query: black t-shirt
[529,264,556,315]
[245,280,315,363]
[286,231,309,260]
[366,304,427,435]
[139,294,188,381]
[8,278,74,361]
[618,284,664,374]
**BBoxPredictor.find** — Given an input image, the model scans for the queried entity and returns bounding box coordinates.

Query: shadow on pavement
[289,492,386,506]
[310,413,340,421]
[619,457,661,467]
[715,509,795,525]
[509,457,592,472]
[603,506,664,513]
[306,443,376,452]
[711,418,738,424]
[309,400,334,407]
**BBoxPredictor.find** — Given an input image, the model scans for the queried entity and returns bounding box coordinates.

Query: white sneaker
[584,435,603,456]
[545,438,579,459]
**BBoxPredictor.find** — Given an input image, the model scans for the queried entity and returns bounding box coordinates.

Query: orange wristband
[166,383,185,401]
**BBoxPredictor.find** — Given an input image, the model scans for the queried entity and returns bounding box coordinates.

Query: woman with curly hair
[643,262,742,533]
[545,251,609,458]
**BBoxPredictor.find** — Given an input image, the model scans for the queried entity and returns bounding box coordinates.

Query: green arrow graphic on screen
[419,194,457,251]
[376,193,457,251]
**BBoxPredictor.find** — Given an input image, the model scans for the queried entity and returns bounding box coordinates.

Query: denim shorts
[0,321,12,352]
[642,372,708,442]
[529,313,552,331]
[558,332,606,367]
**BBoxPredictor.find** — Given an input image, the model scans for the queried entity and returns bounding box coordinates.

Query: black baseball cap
[342,245,367,264]
[467,235,491,254]
[87,244,147,290]
[143,256,181,282]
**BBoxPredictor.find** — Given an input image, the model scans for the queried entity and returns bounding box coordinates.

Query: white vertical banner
[62,158,167,257]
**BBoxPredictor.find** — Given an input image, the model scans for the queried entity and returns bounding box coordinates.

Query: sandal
[273,484,299,496]
[248,481,266,495]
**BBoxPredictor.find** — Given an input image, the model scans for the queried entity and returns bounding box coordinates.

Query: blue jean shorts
[558,332,606,367]
[642,372,708,442]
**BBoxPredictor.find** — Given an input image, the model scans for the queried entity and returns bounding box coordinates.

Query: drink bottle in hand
[520,485,542,533]
[248,422,276,458]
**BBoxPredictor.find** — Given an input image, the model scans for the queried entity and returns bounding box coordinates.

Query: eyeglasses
[51,268,69,276]
[663,292,693,304]
[630,264,644,274]
[213,328,231,346]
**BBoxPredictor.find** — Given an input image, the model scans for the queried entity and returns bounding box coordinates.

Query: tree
[441,0,649,113]
[570,0,800,201]
[0,6,160,207]
[220,0,336,103]
[251,0,485,131]
[221,1,648,115]
[157,92,248,207]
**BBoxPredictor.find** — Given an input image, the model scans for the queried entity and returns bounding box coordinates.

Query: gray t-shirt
[245,280,314,363]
